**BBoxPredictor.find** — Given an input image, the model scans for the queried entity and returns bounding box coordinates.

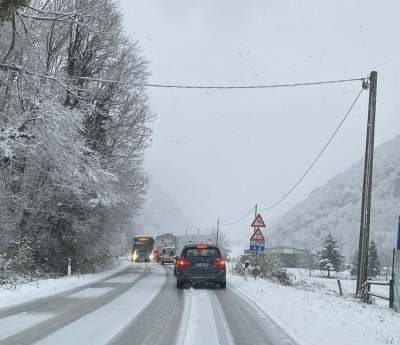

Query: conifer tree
[367,240,381,278]
[317,233,344,278]
[350,250,358,277]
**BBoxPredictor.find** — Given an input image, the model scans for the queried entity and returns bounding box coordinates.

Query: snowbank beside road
[0,259,131,309]
[228,268,400,345]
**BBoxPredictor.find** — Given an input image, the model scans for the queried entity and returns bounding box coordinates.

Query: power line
[211,85,366,226]
[0,62,367,96]
[71,75,365,89]
[258,87,365,211]
[207,220,219,231]
[220,206,256,226]
[144,78,364,89]
[213,86,365,225]
[0,63,365,89]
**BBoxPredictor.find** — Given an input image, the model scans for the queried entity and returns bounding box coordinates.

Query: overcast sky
[121,0,400,242]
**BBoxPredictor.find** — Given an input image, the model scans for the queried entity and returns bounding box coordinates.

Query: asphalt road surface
[0,262,296,345]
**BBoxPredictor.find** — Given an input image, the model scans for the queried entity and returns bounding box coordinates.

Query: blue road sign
[250,245,265,252]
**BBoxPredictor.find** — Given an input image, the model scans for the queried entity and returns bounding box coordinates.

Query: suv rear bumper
[177,272,226,284]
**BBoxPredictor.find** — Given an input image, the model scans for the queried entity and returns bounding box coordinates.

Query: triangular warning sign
[251,214,266,228]
[250,228,265,241]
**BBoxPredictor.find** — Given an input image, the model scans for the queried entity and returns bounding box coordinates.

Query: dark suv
[176,244,226,289]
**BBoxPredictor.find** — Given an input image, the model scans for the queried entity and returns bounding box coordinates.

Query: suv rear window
[184,247,220,258]
[163,248,173,254]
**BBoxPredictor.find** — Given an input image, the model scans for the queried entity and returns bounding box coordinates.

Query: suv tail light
[197,244,208,249]
[214,257,225,267]
[178,258,191,267]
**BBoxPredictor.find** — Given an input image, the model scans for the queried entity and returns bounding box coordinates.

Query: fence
[358,279,393,308]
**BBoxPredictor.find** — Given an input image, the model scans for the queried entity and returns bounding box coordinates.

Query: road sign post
[249,218,266,280]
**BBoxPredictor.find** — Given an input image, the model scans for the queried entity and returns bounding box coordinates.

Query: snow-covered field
[228,266,399,345]
[1,258,399,345]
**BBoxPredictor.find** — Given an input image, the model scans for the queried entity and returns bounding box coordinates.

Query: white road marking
[66,287,114,298]
[33,265,166,345]
[176,288,220,345]
[103,273,139,283]
[0,313,54,341]
[209,292,235,345]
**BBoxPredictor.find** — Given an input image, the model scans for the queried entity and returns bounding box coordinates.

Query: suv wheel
[161,260,164,265]
[219,280,226,289]
[177,279,184,289]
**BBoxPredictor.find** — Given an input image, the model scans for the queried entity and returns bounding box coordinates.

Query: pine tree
[317,233,344,278]
[368,240,381,278]
[350,250,358,277]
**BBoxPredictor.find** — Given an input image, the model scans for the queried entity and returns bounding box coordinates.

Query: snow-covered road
[0,262,294,345]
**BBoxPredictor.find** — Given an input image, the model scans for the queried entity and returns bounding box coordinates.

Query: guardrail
[358,279,394,308]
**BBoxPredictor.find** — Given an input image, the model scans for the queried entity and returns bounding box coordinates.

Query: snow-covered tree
[317,233,344,278]
[350,250,358,277]
[367,240,381,278]
[379,244,393,280]
[0,0,29,23]
[300,236,319,276]
[207,228,232,253]
[0,0,154,274]
[248,251,292,285]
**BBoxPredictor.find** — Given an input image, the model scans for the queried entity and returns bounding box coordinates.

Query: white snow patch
[66,287,114,299]
[34,265,165,345]
[103,273,139,284]
[177,289,220,345]
[0,313,54,341]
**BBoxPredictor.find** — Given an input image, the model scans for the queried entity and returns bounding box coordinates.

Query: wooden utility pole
[254,204,257,233]
[356,71,378,294]
[254,204,257,279]
[216,219,219,246]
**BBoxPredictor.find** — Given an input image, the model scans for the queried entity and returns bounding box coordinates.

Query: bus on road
[132,236,155,262]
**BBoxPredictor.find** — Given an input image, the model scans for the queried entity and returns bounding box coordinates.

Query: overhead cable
[207,219,219,231]
[71,76,365,89]
[144,78,364,89]
[258,87,365,211]
[220,206,256,226]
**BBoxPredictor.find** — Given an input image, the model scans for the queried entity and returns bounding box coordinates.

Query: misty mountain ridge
[269,135,400,260]
[135,183,196,238]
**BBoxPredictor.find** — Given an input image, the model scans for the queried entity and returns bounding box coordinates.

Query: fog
[121,0,400,242]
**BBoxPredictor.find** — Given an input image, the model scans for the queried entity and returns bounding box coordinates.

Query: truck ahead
[173,234,209,274]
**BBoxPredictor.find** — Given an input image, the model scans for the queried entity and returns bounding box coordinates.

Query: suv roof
[182,243,215,249]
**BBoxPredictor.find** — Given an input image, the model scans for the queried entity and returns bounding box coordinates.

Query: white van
[161,247,175,265]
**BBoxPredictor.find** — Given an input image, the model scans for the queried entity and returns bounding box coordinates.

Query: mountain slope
[269,135,400,259]
[135,183,197,237]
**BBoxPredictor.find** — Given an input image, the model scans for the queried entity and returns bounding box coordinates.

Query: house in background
[154,233,177,250]
[243,246,309,268]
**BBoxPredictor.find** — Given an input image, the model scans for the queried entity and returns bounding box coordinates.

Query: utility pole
[216,219,219,246]
[356,71,378,295]
[254,204,257,233]
[254,204,257,279]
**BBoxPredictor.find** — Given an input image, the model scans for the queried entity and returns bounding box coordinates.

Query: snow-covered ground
[1,258,399,345]
[229,267,399,345]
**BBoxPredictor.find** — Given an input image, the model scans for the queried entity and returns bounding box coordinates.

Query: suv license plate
[196,263,209,267]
